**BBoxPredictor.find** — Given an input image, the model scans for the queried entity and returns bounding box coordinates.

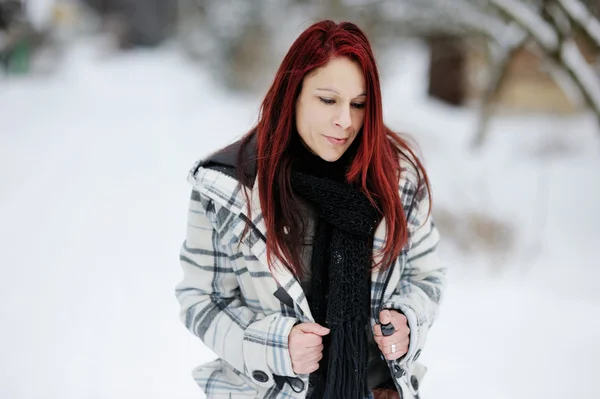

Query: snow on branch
[404,0,511,42]
[489,0,558,49]
[556,0,600,48]
[560,39,600,106]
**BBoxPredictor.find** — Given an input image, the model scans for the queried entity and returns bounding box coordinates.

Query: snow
[24,0,58,31]
[441,0,511,43]
[557,0,600,48]
[560,39,600,110]
[490,0,559,49]
[1,36,599,399]
[395,0,511,43]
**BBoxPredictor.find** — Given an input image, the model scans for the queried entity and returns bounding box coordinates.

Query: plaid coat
[175,152,446,399]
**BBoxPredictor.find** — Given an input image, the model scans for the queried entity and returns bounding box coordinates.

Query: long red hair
[237,20,430,277]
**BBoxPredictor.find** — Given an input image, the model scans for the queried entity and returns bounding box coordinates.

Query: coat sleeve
[382,176,447,368]
[174,189,300,386]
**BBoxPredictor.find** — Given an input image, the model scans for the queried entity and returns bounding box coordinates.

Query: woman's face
[295,57,366,162]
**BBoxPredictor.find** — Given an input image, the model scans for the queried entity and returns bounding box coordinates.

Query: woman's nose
[334,106,352,130]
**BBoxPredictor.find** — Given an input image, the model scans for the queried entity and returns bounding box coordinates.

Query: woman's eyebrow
[316,88,367,97]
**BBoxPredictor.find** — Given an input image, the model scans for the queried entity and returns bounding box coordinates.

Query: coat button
[411,375,419,391]
[288,377,305,392]
[393,365,405,378]
[252,370,269,383]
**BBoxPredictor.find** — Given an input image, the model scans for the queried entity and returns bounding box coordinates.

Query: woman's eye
[319,97,335,105]
[352,103,366,109]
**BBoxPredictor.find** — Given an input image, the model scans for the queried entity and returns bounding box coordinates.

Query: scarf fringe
[320,317,369,399]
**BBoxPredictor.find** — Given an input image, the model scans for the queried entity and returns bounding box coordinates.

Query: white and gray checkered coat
[175,155,446,398]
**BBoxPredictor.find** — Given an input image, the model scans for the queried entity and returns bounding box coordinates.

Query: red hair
[237,20,430,277]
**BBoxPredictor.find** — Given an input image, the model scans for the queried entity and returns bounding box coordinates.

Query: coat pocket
[192,358,259,397]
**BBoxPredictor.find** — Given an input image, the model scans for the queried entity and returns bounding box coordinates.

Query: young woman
[175,20,446,399]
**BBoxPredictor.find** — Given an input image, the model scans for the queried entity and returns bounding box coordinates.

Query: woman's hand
[373,309,410,361]
[288,323,330,374]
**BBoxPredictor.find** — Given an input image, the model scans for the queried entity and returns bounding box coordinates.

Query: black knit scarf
[290,141,382,399]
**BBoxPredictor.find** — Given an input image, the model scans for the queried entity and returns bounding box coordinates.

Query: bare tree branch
[556,0,600,49]
[472,27,529,147]
[404,0,511,42]
[490,0,559,48]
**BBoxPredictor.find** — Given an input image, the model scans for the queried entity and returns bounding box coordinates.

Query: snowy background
[2,7,600,399]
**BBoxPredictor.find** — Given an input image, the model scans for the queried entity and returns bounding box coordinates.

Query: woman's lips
[324,135,348,145]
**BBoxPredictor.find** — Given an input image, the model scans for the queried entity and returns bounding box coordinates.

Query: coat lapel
[371,218,402,315]
[191,167,314,322]
[246,177,315,322]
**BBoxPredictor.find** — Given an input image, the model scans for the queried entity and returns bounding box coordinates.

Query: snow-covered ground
[1,36,599,399]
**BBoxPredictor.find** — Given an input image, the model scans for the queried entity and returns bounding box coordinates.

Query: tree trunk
[427,34,467,106]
